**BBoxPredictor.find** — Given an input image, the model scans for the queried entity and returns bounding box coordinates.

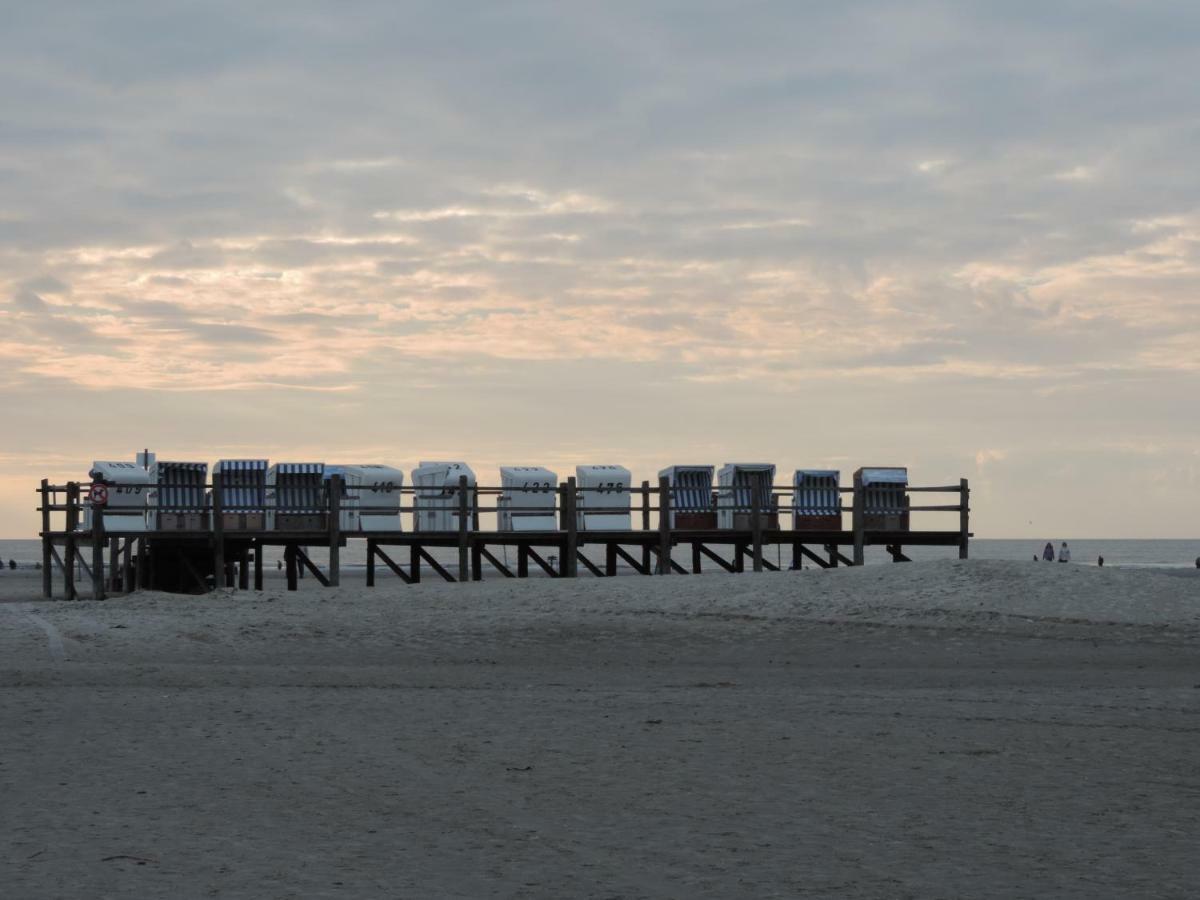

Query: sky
[2,1,1199,539]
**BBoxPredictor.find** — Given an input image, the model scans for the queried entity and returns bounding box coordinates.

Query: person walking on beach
[1098,555,1104,567]
[1059,542,1071,563]
[1042,542,1055,562]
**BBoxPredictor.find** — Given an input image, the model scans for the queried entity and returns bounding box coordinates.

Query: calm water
[5,538,1199,572]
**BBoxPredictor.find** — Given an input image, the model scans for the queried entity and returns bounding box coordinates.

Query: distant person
[277,560,283,571]
[7,559,14,570]
[1033,555,1039,562]
[1059,542,1071,563]
[1098,555,1104,568]
[1195,556,1199,569]
[1042,542,1055,562]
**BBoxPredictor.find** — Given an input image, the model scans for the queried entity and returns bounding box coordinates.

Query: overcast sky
[2,1,1198,538]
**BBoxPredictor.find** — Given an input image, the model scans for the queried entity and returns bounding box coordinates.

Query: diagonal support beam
[374,545,413,584]
[797,544,832,569]
[612,544,650,575]
[697,543,736,573]
[525,546,560,578]
[418,547,457,582]
[295,546,332,587]
[576,551,605,577]
[480,547,515,578]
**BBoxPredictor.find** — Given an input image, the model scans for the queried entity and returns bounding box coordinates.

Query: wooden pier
[36,476,971,599]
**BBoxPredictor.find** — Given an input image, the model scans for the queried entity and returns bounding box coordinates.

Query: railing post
[959,478,970,560]
[64,482,79,601]
[641,479,652,573]
[40,479,52,599]
[328,473,342,587]
[565,476,578,578]
[657,475,671,575]
[90,495,105,602]
[751,481,764,573]
[457,474,469,583]
[212,472,225,591]
[852,481,865,566]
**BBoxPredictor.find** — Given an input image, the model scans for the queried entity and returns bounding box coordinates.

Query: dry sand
[2,560,1199,899]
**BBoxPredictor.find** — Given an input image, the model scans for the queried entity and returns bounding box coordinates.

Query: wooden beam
[886,544,912,563]
[328,473,342,587]
[480,547,514,578]
[641,480,652,573]
[613,544,649,575]
[457,474,469,582]
[741,544,779,572]
[212,472,225,589]
[253,540,263,591]
[751,480,763,573]
[959,478,970,560]
[524,546,559,578]
[564,477,578,578]
[697,543,736,573]
[577,550,604,577]
[91,500,105,601]
[657,475,671,575]
[852,480,865,566]
[796,544,832,569]
[64,483,79,601]
[374,545,413,584]
[40,479,52,599]
[418,547,456,583]
[410,543,421,584]
[285,544,298,591]
[295,546,332,586]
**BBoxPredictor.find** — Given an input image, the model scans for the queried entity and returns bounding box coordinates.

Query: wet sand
[2,560,1198,898]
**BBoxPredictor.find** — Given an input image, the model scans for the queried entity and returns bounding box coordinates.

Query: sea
[3,538,1198,573]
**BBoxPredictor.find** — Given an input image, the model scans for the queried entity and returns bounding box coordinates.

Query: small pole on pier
[959,478,970,560]
[64,482,79,601]
[565,476,578,578]
[90,496,105,602]
[212,472,225,591]
[108,536,119,592]
[751,481,764,573]
[641,480,652,573]
[457,474,469,583]
[328,473,342,587]
[852,480,865,566]
[657,475,671,575]
[40,479,52,599]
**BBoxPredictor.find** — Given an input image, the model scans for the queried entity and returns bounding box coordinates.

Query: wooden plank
[410,544,421,584]
[366,539,376,587]
[613,544,650,575]
[517,544,529,578]
[692,542,702,574]
[605,543,618,577]
[480,547,514,578]
[253,540,263,591]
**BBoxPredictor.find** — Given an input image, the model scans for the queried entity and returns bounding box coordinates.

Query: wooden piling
[108,536,119,592]
[457,474,469,583]
[641,480,652,573]
[751,482,764,573]
[852,481,865,566]
[40,480,53,599]
[253,540,263,590]
[564,477,578,578]
[122,539,133,593]
[657,475,671,575]
[211,472,225,593]
[959,478,970,560]
[366,539,376,587]
[90,498,105,601]
[328,473,342,587]
[64,482,79,601]
[285,544,298,591]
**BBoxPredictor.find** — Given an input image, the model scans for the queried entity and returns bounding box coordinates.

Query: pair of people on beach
[1041,541,1070,563]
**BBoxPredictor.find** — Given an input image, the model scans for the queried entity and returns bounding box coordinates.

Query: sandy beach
[2,560,1198,898]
